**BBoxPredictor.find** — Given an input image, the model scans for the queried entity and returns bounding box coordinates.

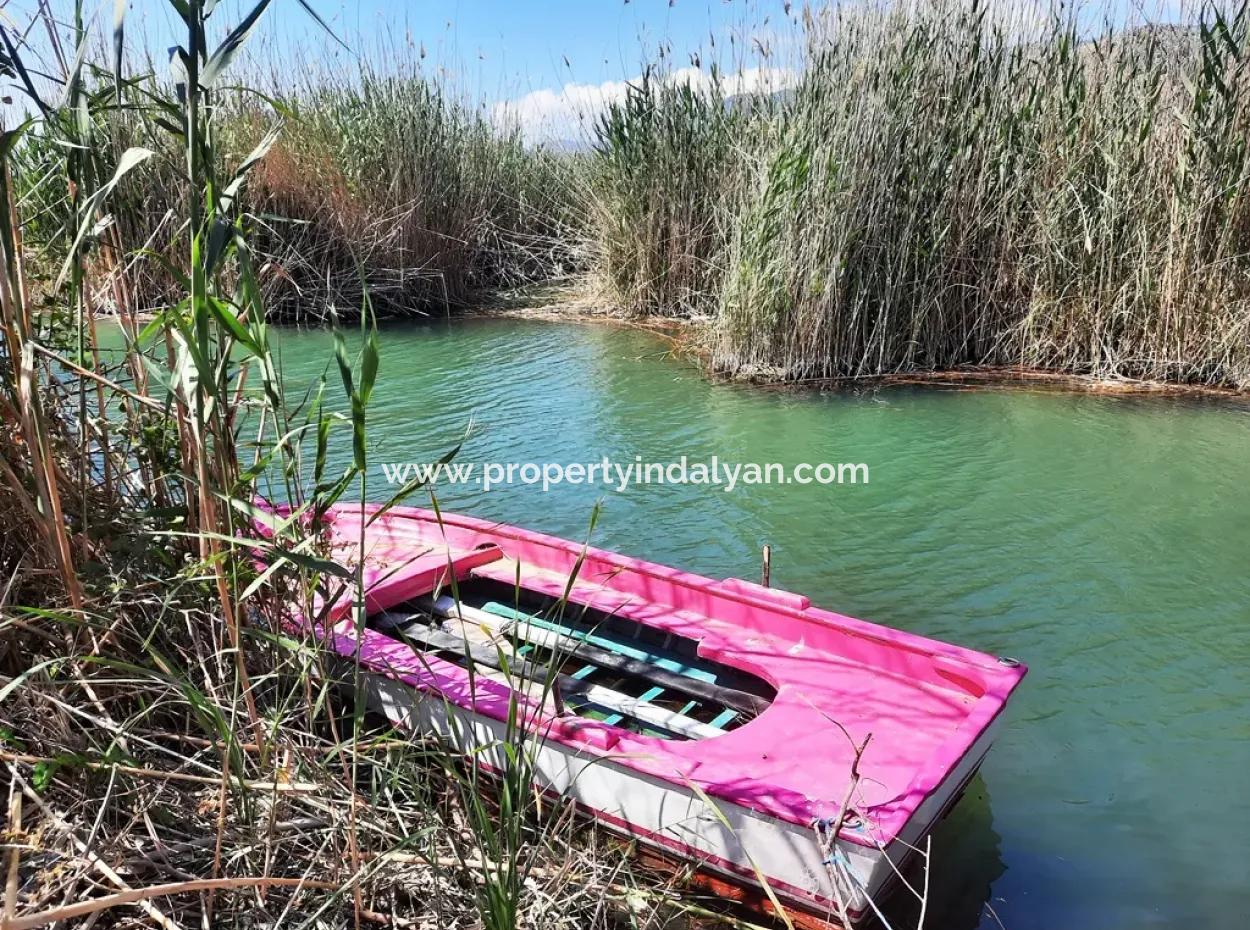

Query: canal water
[275,317,1250,930]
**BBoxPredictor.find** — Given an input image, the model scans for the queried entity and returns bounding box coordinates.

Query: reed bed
[587,68,751,318]
[587,2,1250,388]
[14,54,583,325]
[20,1,1250,388]
[0,4,692,928]
[243,63,584,321]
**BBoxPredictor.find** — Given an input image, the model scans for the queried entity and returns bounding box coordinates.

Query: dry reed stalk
[6,765,182,930]
[2,876,339,930]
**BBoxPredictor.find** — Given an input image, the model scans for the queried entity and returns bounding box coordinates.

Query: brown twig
[6,764,182,930]
[1,876,338,930]
[0,751,319,792]
[3,783,20,926]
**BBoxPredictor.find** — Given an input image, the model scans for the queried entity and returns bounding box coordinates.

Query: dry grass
[0,5,705,929]
[0,600,688,930]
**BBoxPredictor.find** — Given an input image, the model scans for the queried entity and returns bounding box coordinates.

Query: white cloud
[492,78,632,146]
[493,66,800,146]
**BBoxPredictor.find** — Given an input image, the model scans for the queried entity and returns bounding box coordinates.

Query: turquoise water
[274,318,1250,930]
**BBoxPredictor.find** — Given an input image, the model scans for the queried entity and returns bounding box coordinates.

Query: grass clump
[249,63,584,321]
[13,55,583,324]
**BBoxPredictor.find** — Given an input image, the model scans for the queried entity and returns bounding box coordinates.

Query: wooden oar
[422,596,769,717]
[376,611,724,740]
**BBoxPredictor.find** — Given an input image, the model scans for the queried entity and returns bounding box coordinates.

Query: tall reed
[13,53,582,324]
[0,3,660,927]
[588,68,748,317]
[712,1,1250,385]
[579,2,1250,387]
[18,1,1250,388]
[247,60,584,320]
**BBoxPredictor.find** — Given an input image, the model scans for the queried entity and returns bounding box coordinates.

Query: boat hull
[358,662,1003,925]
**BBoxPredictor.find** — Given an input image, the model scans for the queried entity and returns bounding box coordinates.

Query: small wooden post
[761,544,772,587]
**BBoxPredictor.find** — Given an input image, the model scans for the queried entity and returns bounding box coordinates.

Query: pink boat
[307,504,1026,926]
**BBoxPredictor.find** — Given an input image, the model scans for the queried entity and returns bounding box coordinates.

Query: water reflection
[880,776,1005,930]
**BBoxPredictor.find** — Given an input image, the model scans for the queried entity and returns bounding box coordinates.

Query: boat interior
[366,576,779,741]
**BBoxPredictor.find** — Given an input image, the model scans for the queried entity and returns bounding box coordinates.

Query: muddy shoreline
[466,293,1250,401]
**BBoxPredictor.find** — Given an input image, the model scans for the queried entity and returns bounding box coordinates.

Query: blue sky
[3,0,792,138]
[263,0,798,138]
[304,0,781,92]
[50,0,788,92]
[8,1,1188,140]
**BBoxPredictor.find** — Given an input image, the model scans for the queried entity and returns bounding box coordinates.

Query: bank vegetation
[2,1,1249,926]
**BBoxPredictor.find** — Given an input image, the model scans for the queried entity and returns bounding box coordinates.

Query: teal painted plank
[481,602,716,683]
[709,708,737,729]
